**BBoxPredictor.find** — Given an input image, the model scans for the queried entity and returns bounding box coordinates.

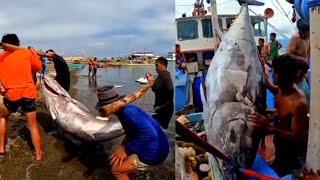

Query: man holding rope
[45,49,70,92]
[146,57,174,129]
[0,33,43,160]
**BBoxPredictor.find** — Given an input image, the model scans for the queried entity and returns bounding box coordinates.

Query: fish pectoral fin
[68,98,91,113]
[49,107,57,120]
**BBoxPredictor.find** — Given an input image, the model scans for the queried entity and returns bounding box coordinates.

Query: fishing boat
[175,0,275,112]
[174,0,302,179]
[135,77,148,84]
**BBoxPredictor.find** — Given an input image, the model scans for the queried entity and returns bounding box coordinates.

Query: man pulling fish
[96,86,169,180]
[249,54,309,176]
[146,57,174,129]
[44,49,70,92]
[0,34,43,160]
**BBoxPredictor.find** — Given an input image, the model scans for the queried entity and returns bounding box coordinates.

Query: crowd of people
[175,16,312,176]
[255,19,311,176]
[0,34,71,161]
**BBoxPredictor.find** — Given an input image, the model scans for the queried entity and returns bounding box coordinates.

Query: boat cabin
[175,14,268,74]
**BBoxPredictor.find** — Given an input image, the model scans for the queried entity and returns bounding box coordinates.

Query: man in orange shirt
[0,34,43,160]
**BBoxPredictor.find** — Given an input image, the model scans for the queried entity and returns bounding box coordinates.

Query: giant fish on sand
[201,0,266,179]
[41,74,124,142]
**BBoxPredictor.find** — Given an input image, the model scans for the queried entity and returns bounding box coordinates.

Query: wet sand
[0,67,175,180]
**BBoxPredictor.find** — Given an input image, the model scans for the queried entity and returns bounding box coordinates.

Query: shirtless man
[287,20,310,64]
[249,54,308,176]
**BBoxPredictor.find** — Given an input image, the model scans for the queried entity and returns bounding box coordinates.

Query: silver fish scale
[203,3,265,180]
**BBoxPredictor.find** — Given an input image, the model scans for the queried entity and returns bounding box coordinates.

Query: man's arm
[272,100,308,141]
[278,41,283,49]
[287,35,299,55]
[151,73,164,92]
[29,49,43,72]
[267,110,278,123]
[265,74,279,95]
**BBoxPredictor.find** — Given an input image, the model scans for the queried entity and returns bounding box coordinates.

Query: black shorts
[3,97,36,113]
[93,68,97,75]
[152,106,173,129]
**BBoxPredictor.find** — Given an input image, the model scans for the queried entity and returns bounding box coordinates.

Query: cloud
[175,0,297,44]
[0,0,175,57]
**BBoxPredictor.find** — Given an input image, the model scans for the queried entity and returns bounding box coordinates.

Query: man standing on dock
[45,49,70,92]
[146,57,174,129]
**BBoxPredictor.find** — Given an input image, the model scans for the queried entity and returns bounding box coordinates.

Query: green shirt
[268,40,280,59]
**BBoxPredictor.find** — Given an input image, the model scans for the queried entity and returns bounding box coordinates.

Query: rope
[274,0,297,30]
[248,8,290,40]
[296,0,320,23]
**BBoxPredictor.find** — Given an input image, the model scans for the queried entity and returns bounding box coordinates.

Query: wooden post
[306,5,320,172]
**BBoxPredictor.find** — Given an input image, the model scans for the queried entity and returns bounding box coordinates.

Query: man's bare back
[249,54,309,176]
[275,86,308,136]
[271,86,308,174]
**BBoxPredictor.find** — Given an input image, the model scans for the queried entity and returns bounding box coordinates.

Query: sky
[176,0,297,46]
[0,0,175,58]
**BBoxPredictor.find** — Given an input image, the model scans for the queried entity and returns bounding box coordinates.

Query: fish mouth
[42,78,61,96]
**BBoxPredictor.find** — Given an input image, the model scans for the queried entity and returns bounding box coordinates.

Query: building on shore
[130,51,154,60]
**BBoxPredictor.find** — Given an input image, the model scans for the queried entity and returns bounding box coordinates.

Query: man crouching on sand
[96,86,169,180]
[0,34,43,160]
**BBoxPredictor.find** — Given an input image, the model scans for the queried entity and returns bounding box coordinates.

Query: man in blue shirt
[95,86,169,180]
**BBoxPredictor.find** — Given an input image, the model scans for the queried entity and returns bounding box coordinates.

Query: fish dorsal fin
[49,106,57,120]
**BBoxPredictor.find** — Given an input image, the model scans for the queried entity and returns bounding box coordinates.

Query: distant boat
[135,77,148,84]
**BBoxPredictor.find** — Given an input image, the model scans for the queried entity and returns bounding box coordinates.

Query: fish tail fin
[238,0,264,6]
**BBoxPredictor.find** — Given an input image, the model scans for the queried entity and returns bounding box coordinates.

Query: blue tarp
[175,70,190,111]
[193,76,205,112]
[248,154,293,180]
[267,70,275,109]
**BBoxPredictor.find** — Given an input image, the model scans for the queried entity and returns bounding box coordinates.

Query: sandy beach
[0,65,175,180]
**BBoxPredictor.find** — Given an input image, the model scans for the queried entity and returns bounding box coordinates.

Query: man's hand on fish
[248,112,275,133]
[109,146,128,167]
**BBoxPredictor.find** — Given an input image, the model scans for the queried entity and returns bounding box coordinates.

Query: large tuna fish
[41,74,124,142]
[201,0,266,179]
